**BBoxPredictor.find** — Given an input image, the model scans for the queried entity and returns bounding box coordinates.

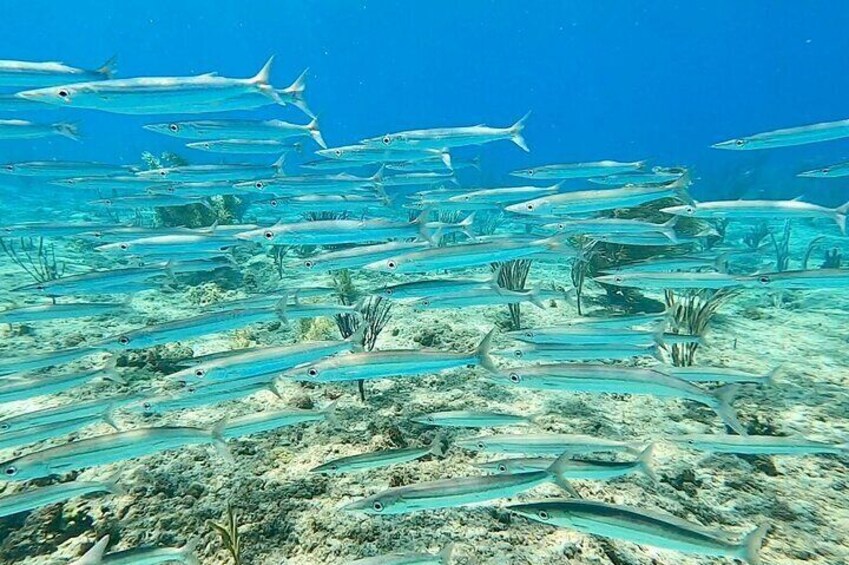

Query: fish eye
[119,243,129,250]
[387,260,397,270]
[822,168,830,174]
[4,466,17,476]
[526,203,534,211]
[382,135,391,145]
[385,289,393,295]
[263,231,274,240]
[425,415,434,422]
[142,402,152,410]
[686,439,696,445]
[0,423,9,431]
[758,275,770,284]
[513,350,523,359]
[203,143,211,149]
[270,199,279,207]
[304,260,314,268]
[537,510,550,521]
[524,331,533,337]
[194,368,205,377]
[527,169,534,176]
[372,501,384,512]
[307,368,318,377]
[58,89,68,98]
[4,165,12,171]
[334,150,342,157]
[557,223,564,230]
[509,372,521,382]
[498,464,507,472]
[477,441,486,449]
[614,276,623,283]
[169,124,179,132]
[255,181,264,189]
[734,139,745,147]
[118,336,130,345]
[158,170,167,177]
[35,284,45,291]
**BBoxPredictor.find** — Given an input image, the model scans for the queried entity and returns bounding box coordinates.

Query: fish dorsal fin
[251,56,275,85]
[791,195,805,202]
[75,535,110,565]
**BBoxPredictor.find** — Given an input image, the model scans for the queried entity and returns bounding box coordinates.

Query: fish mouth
[14,90,39,101]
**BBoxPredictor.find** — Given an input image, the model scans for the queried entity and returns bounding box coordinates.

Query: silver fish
[310,435,443,474]
[346,544,454,565]
[285,330,496,383]
[489,364,745,434]
[454,433,642,456]
[669,434,848,456]
[362,112,530,152]
[661,199,849,235]
[511,160,645,180]
[144,116,325,147]
[16,57,283,114]
[0,425,230,481]
[0,57,115,87]
[507,500,767,565]
[0,368,116,405]
[70,535,200,565]
[0,302,128,324]
[0,473,122,518]
[341,451,577,515]
[0,119,78,140]
[410,410,532,428]
[713,118,849,150]
[222,402,336,439]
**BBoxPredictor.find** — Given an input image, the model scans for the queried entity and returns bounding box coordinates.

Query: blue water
[3,1,849,203]
[2,3,849,564]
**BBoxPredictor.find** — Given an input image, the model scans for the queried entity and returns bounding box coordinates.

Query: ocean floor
[1,223,849,565]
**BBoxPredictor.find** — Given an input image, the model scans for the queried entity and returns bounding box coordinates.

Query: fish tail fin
[211,419,234,462]
[251,55,274,85]
[77,535,110,565]
[475,328,498,373]
[321,399,339,426]
[440,149,452,169]
[346,323,367,351]
[274,297,288,323]
[437,543,455,564]
[740,523,769,565]
[459,212,476,239]
[429,430,447,457]
[282,68,314,117]
[528,287,546,309]
[637,443,659,482]
[307,116,327,149]
[352,296,367,315]
[651,324,667,347]
[469,155,482,170]
[764,365,783,387]
[103,405,121,431]
[668,175,695,205]
[55,122,80,141]
[510,111,531,152]
[102,470,127,496]
[180,539,201,565]
[714,252,730,273]
[96,55,118,79]
[272,153,286,174]
[547,450,581,498]
[370,164,385,185]
[834,201,849,235]
[713,384,747,435]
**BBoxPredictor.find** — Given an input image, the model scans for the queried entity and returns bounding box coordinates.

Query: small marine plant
[663,288,738,366]
[209,503,242,565]
[570,240,598,316]
[0,237,64,284]
[332,269,393,401]
[491,259,532,330]
[475,211,504,236]
[743,220,770,251]
[821,247,842,269]
[273,246,286,279]
[769,220,791,272]
[801,235,825,270]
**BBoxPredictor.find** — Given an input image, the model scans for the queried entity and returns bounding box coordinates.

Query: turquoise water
[1,3,848,564]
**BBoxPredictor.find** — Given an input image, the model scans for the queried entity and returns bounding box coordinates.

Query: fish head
[659,204,695,217]
[362,256,403,273]
[143,122,185,136]
[664,435,701,448]
[136,168,172,181]
[454,435,495,452]
[512,167,537,179]
[316,147,351,160]
[0,163,16,175]
[16,84,82,105]
[186,141,214,151]
[473,460,515,474]
[505,198,549,216]
[711,138,749,150]
[95,241,132,253]
[506,502,565,525]
[341,491,400,515]
[410,297,434,312]
[798,167,832,178]
[592,273,628,286]
[234,226,280,243]
[0,458,49,482]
